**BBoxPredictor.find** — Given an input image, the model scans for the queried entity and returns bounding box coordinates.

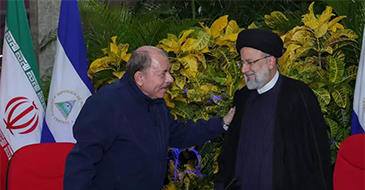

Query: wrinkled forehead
[151,54,169,67]
[145,59,168,76]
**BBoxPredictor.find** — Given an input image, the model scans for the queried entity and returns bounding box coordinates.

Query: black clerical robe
[215,75,333,190]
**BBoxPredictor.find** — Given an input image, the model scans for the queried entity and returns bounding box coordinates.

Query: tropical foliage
[87,36,131,90]
[158,15,244,189]
[323,0,365,45]
[157,15,245,121]
[78,0,202,62]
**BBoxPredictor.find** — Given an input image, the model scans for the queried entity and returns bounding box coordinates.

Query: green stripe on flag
[5,0,45,109]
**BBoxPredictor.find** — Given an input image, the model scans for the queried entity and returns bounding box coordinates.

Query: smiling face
[240,47,277,90]
[134,52,174,99]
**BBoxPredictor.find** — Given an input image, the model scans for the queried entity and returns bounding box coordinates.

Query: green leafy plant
[87,36,131,90]
[157,15,244,121]
[157,15,245,189]
[78,0,202,63]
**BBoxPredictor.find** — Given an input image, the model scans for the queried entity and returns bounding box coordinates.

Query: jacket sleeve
[301,85,333,190]
[168,109,225,149]
[63,95,117,190]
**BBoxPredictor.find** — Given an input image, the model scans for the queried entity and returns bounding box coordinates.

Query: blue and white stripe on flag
[41,0,93,143]
[351,26,365,135]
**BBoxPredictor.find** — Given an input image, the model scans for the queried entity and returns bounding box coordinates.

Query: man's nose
[166,72,174,83]
[241,64,250,73]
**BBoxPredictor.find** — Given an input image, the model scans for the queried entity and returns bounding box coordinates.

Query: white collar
[257,70,279,94]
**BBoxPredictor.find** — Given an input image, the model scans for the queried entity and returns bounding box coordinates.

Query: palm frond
[79,0,132,60]
[78,0,201,62]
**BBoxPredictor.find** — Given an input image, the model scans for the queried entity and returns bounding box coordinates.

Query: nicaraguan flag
[351,26,365,135]
[41,0,93,143]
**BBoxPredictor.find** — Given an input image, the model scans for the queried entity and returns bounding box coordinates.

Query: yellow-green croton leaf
[119,44,131,62]
[178,29,195,45]
[193,52,207,69]
[332,86,348,108]
[174,95,187,103]
[159,37,179,52]
[302,2,318,29]
[181,38,196,52]
[313,88,331,106]
[112,71,125,79]
[110,43,118,55]
[200,46,210,53]
[88,57,115,78]
[328,56,345,84]
[200,85,211,94]
[170,62,181,73]
[225,20,240,35]
[210,15,229,38]
[175,76,186,89]
[247,22,257,29]
[192,31,211,51]
[198,22,210,33]
[317,6,335,26]
[325,118,338,139]
[122,53,131,62]
[327,16,346,32]
[291,27,315,46]
[178,55,198,75]
[315,23,328,38]
[264,11,289,29]
[215,34,238,46]
[164,94,176,109]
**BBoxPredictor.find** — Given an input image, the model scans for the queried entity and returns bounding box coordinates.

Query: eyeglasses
[236,55,271,67]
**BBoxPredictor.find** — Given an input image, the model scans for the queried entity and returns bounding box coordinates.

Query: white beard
[244,63,271,90]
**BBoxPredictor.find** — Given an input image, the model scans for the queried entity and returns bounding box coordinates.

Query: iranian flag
[0,0,46,159]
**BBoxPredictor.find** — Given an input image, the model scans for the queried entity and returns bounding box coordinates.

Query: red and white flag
[0,0,46,159]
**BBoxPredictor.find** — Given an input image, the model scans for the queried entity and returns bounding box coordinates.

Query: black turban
[236,28,284,58]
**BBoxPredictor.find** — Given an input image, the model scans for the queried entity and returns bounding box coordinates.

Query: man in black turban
[214,29,333,190]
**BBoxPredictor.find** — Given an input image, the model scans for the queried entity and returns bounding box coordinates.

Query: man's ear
[268,56,276,69]
[134,71,144,87]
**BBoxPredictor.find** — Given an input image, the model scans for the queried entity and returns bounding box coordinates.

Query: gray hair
[126,46,167,81]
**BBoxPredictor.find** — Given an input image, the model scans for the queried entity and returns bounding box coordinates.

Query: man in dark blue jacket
[63,46,235,190]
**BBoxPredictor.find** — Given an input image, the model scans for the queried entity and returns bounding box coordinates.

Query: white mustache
[245,72,255,77]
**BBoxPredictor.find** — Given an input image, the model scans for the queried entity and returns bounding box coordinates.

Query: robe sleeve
[301,85,333,190]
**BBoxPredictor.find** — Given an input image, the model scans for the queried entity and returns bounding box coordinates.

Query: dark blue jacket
[64,74,225,190]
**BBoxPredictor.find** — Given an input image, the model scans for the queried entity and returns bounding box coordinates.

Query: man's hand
[223,107,236,126]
